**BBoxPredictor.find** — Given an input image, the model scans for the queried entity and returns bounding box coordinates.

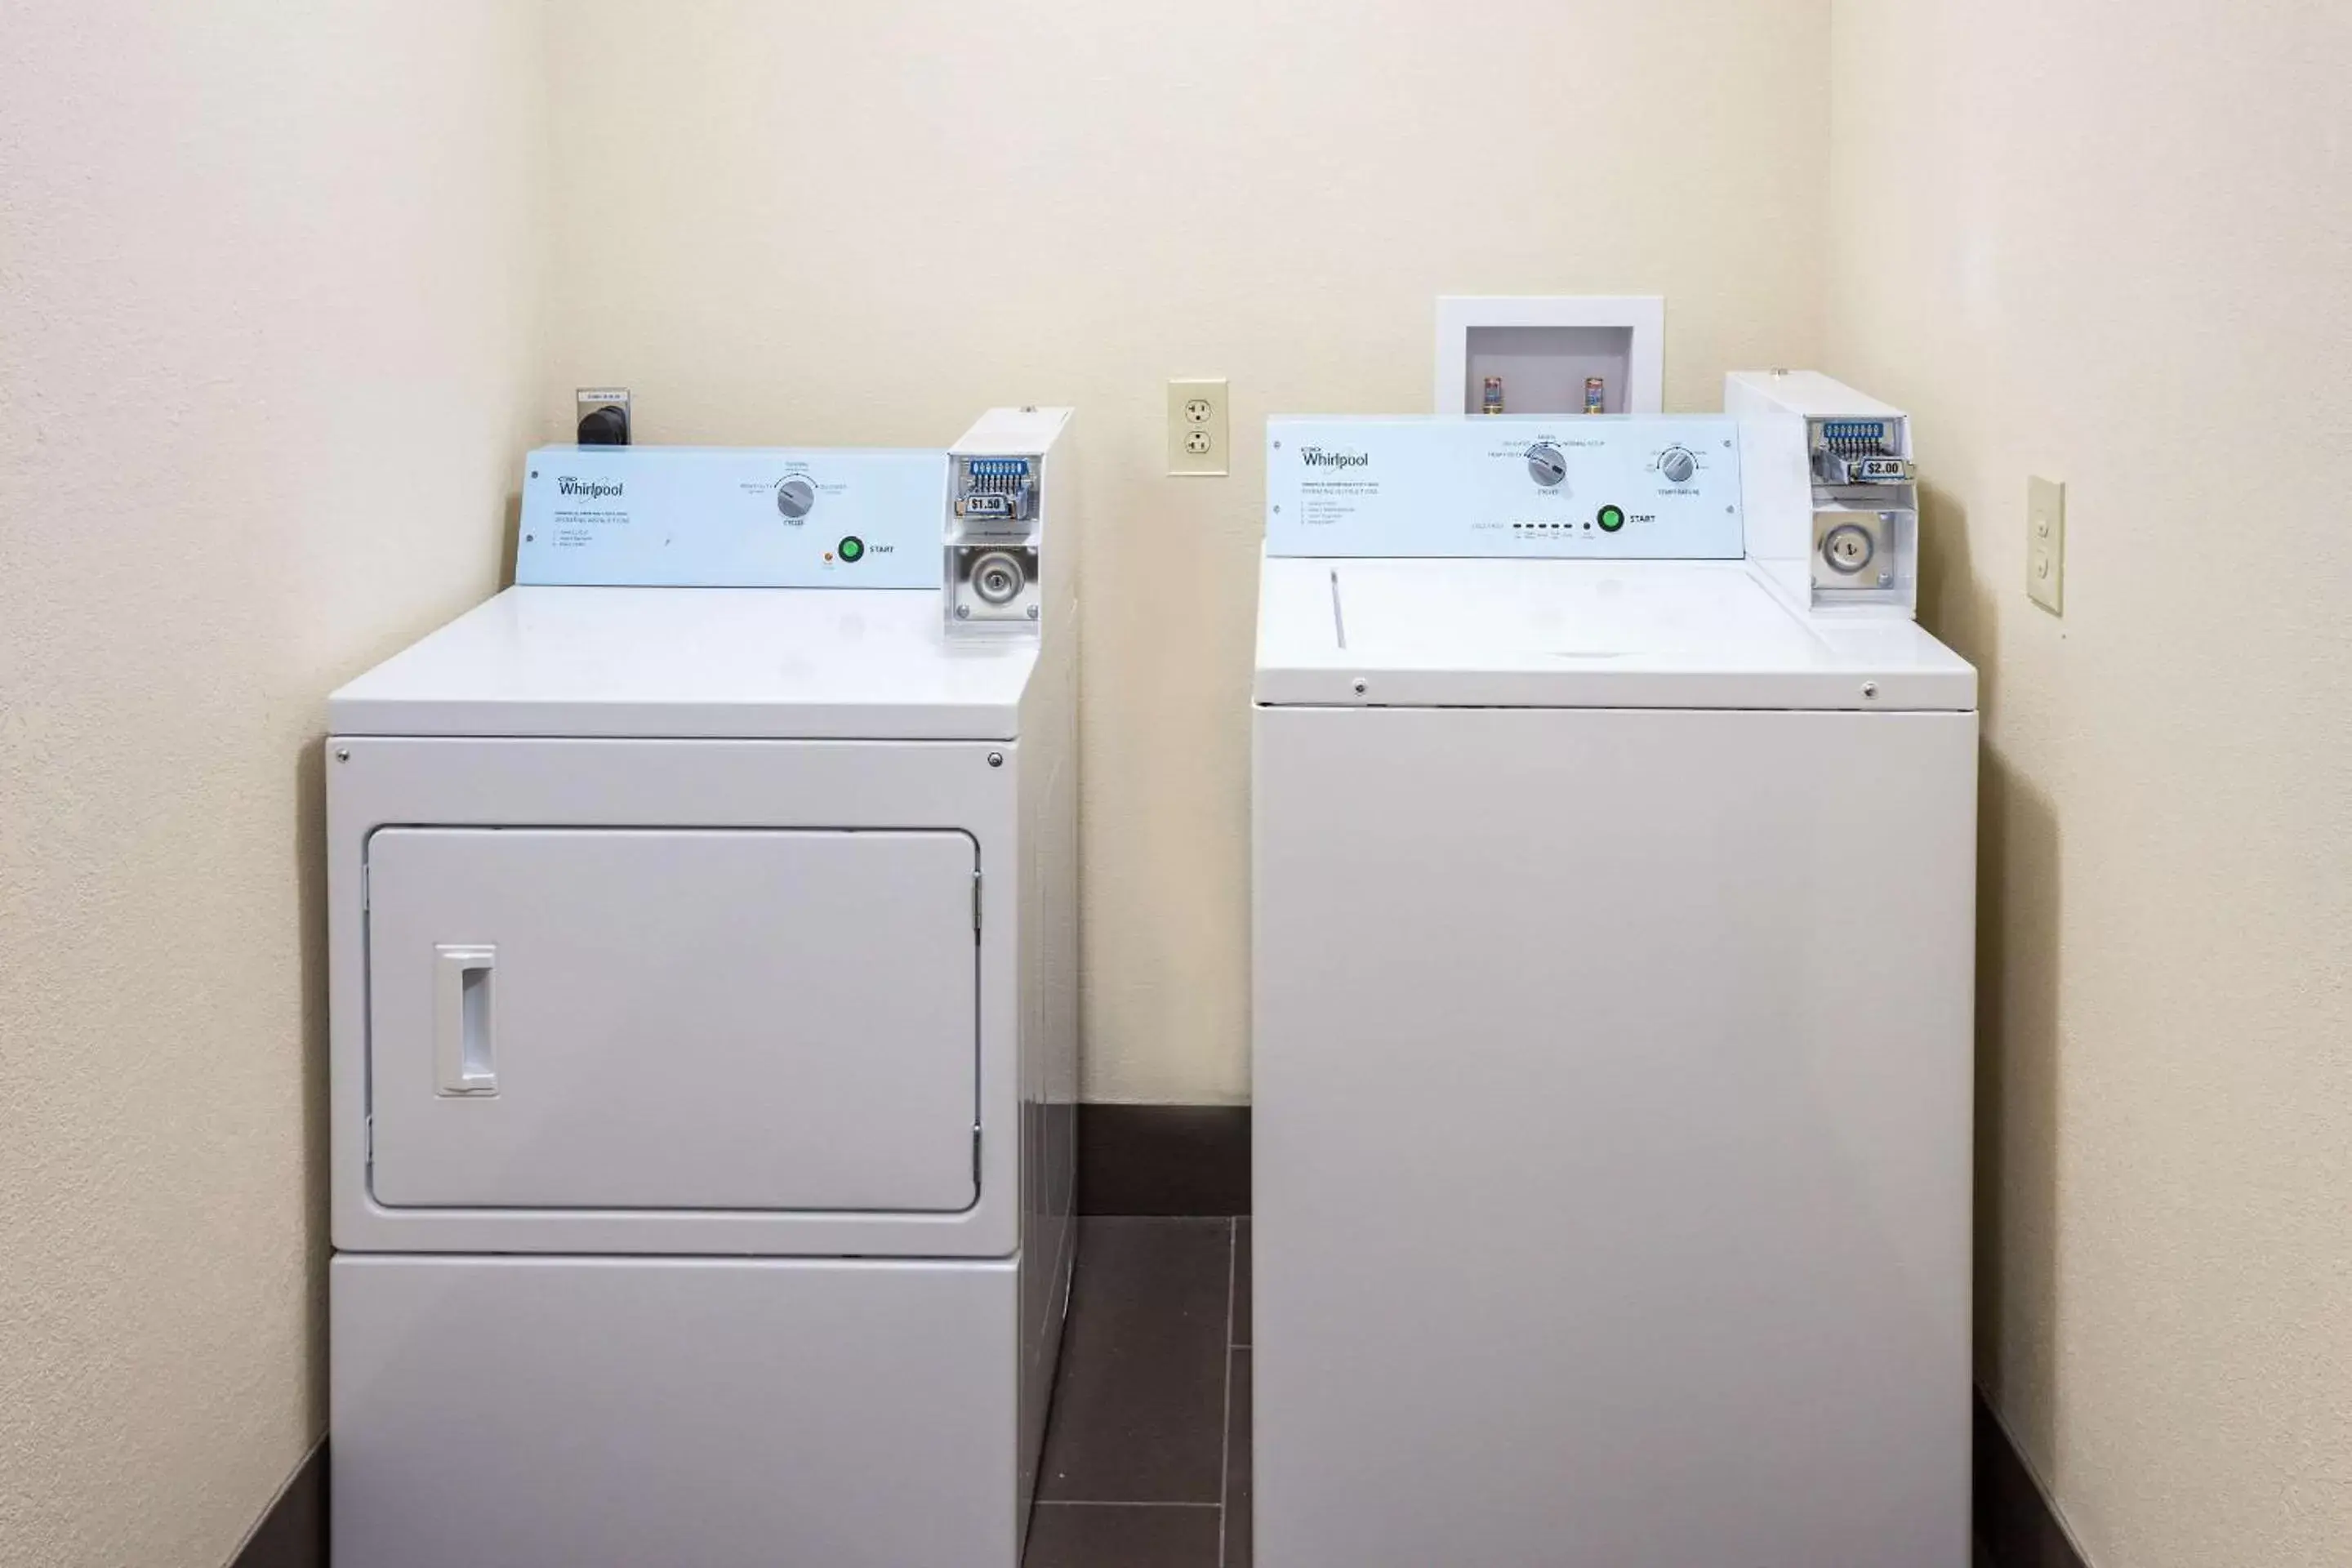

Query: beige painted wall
[539,0,1833,1102]
[0,6,547,1565]
[1824,3,2352,1563]
[38,5,2336,1562]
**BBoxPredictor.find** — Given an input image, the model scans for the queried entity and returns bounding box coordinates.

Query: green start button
[837,536,865,562]
[1597,505,1626,532]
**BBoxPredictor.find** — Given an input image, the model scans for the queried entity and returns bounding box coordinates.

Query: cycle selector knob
[1657,447,1698,484]
[775,476,817,520]
[1526,443,1568,489]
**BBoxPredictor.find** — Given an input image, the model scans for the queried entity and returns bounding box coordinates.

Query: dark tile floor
[1029,1217,1991,1568]
[1027,1218,1249,1567]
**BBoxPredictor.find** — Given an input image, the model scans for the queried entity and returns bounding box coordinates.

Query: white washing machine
[1252,378,1979,1566]
[326,410,1078,1568]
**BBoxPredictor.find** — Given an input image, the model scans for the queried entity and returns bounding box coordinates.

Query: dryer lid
[1253,555,1976,712]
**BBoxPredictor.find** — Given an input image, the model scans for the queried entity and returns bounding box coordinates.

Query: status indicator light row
[1512,506,1628,535]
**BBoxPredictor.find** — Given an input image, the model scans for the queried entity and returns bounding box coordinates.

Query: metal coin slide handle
[971,550,1027,607]
[1821,522,1877,575]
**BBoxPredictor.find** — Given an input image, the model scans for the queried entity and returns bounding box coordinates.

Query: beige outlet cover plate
[2027,475,2065,615]
[1168,377,1228,477]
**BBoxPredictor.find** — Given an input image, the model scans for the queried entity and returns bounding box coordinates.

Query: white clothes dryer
[326,411,1079,1568]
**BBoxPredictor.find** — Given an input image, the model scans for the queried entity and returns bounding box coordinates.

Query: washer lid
[331,586,1038,740]
[1254,554,1976,711]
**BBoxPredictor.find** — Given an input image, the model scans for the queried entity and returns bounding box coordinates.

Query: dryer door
[364,827,979,1214]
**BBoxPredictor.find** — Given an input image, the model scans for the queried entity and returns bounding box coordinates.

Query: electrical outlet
[1167,377,1228,477]
[2027,475,2065,615]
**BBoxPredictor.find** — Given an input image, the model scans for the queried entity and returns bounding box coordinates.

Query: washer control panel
[517,446,944,587]
[1266,416,1744,559]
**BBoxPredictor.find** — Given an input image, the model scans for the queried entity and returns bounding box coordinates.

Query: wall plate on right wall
[2027,475,2065,615]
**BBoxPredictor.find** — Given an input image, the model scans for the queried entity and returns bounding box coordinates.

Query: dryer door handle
[433,944,499,1097]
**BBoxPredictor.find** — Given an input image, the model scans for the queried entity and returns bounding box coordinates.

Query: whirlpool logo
[1298,447,1370,470]
[555,476,624,499]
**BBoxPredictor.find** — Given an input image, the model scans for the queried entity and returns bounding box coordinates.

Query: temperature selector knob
[775,476,817,521]
[1526,443,1569,490]
[1657,447,1698,484]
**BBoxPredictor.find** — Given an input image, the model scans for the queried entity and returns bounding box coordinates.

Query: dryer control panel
[1265,416,1744,559]
[516,446,946,587]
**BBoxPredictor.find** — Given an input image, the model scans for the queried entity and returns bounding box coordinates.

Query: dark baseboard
[231,1438,326,1568]
[1976,1389,2087,1568]
[1078,1103,1250,1215]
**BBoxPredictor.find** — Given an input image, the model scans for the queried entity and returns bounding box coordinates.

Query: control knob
[1526,443,1568,489]
[1657,447,1698,484]
[775,476,817,520]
